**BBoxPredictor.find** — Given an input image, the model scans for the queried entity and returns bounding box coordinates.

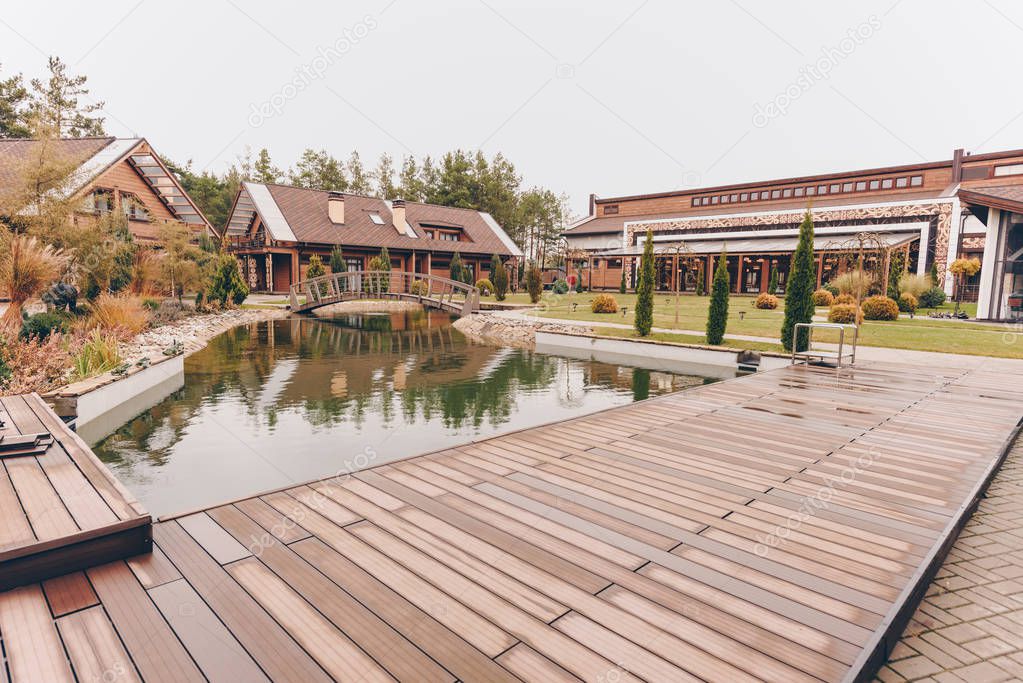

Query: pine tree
[706,249,730,345]
[768,265,779,294]
[782,211,817,352]
[491,254,508,301]
[253,148,281,184]
[397,156,424,201]
[0,64,30,137]
[373,153,397,199]
[634,230,655,336]
[346,150,371,194]
[29,57,105,137]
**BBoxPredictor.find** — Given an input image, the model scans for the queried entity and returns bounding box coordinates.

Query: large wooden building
[222,182,523,293]
[0,136,212,240]
[565,147,1023,320]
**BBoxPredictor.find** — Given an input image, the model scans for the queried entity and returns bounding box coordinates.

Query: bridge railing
[289,270,480,316]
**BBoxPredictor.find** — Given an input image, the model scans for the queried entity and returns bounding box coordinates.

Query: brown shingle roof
[959,185,1023,214]
[0,137,115,205]
[261,183,520,256]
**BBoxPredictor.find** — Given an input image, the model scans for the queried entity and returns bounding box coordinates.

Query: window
[896,177,909,188]
[842,182,854,192]
[882,178,894,189]
[794,187,804,197]
[86,189,113,214]
[855,181,867,192]
[692,198,700,207]
[750,192,759,201]
[818,185,828,195]
[782,188,793,198]
[869,179,880,191]
[771,190,781,199]
[702,197,710,205]
[994,164,1023,177]
[910,175,924,186]
[369,212,385,225]
[830,184,841,193]
[740,192,749,201]
[730,194,739,202]
[711,196,719,204]
[603,204,619,215]
[806,186,816,196]
[720,195,729,204]
[121,193,149,221]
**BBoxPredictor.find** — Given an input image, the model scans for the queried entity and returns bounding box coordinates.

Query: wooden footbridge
[289,270,480,316]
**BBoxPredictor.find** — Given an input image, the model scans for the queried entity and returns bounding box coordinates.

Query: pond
[94,310,716,516]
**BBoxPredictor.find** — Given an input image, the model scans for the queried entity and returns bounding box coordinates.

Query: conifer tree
[782,211,817,351]
[634,230,655,336]
[706,249,730,345]
[491,254,508,301]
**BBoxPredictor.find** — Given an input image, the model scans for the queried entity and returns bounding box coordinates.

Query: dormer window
[85,189,113,214]
[369,212,385,225]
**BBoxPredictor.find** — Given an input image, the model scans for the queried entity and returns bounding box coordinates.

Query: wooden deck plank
[152,521,332,682]
[42,571,98,617]
[0,584,74,683]
[86,562,203,683]
[147,578,269,682]
[56,606,142,683]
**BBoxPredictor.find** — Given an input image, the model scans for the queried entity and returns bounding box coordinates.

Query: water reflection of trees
[94,313,701,468]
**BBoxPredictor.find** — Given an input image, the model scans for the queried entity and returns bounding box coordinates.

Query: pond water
[94,310,715,516]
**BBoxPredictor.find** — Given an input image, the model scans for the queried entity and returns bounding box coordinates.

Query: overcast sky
[4,0,1023,218]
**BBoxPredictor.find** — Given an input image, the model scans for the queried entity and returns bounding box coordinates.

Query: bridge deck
[0,360,1020,682]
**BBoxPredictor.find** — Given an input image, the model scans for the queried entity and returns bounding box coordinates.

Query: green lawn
[498,291,1023,359]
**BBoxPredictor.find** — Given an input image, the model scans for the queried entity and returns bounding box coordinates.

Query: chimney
[588,193,597,216]
[327,191,344,224]
[392,199,407,234]
[952,148,965,184]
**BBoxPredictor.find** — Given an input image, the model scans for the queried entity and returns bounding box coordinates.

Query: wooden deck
[0,394,150,592]
[0,361,1021,682]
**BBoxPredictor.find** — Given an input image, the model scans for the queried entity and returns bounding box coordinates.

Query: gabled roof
[229,182,523,257]
[0,136,211,229]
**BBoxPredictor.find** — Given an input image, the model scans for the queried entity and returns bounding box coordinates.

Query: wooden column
[706,254,714,291]
[817,253,824,288]
[426,251,432,277]
[735,255,745,294]
[760,259,770,293]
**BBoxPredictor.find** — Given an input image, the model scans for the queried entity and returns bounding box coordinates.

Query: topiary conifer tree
[706,248,730,345]
[781,210,817,351]
[634,230,655,336]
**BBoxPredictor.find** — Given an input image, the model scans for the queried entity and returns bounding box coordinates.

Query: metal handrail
[791,322,858,368]
[289,270,480,316]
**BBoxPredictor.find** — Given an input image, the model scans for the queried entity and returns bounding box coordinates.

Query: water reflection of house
[565,147,1023,319]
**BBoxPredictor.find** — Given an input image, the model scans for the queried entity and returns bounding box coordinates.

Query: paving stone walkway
[877,436,1023,682]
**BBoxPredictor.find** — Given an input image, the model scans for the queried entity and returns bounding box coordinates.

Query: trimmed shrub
[828,303,861,324]
[834,293,857,306]
[552,279,569,295]
[207,254,249,306]
[812,289,834,307]
[19,311,69,341]
[591,294,619,313]
[919,286,947,309]
[754,293,778,310]
[862,295,899,321]
[526,264,542,303]
[410,280,428,296]
[475,278,494,296]
[491,255,509,301]
[898,292,918,313]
